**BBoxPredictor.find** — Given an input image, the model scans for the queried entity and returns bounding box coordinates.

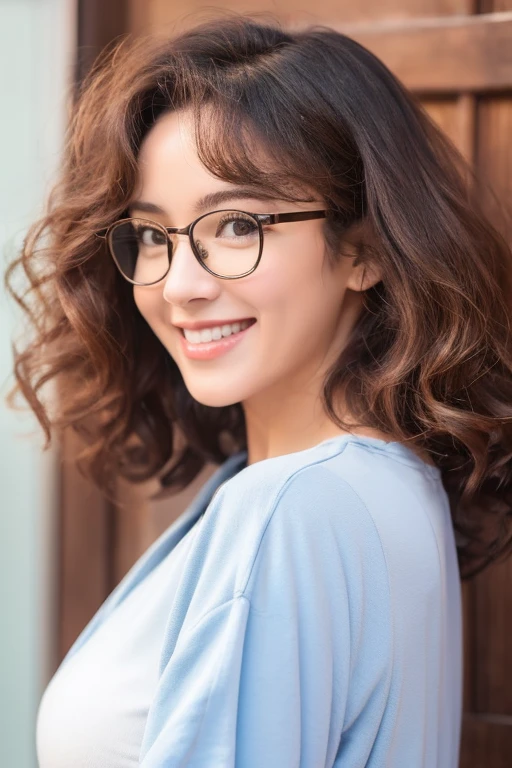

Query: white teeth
[184,319,253,344]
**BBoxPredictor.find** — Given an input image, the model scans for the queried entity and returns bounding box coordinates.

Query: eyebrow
[129,186,307,218]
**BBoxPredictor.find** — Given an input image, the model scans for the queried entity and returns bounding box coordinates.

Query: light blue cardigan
[58,433,462,767]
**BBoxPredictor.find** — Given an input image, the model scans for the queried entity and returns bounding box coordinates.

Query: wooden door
[59,1,512,765]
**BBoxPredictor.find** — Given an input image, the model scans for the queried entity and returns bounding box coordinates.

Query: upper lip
[173,317,256,331]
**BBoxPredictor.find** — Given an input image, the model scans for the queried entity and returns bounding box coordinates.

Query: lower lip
[178,320,257,360]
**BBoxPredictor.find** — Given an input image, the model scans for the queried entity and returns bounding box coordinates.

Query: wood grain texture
[58,428,113,663]
[129,0,468,36]
[339,13,512,92]
[473,557,512,714]
[423,95,477,162]
[460,715,512,768]
[76,0,129,83]
[476,94,512,243]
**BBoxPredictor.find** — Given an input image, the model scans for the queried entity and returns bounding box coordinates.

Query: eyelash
[216,213,274,233]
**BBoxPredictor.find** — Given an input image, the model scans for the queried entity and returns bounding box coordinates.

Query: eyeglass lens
[108,211,262,283]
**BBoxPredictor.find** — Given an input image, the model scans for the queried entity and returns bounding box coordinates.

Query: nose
[161,233,220,306]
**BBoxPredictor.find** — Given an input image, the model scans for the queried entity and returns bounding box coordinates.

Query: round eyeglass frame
[95,208,328,285]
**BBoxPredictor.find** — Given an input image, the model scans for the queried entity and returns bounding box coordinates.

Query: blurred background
[1,1,511,766]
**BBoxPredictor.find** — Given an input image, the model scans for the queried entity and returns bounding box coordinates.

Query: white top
[36,516,200,767]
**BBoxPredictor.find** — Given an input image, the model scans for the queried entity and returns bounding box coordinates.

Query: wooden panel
[58,428,113,662]
[341,13,512,92]
[112,477,153,585]
[473,558,512,714]
[58,0,131,668]
[77,0,129,83]
[150,462,217,539]
[130,0,470,35]
[461,580,475,712]
[480,0,512,12]
[460,715,512,768]
[422,95,476,162]
[129,4,512,92]
[113,461,218,584]
[476,94,512,242]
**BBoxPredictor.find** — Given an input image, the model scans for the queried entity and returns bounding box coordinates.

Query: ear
[340,220,383,293]
[346,258,383,292]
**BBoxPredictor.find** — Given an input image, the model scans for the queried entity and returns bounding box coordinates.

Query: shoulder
[198,441,391,596]
[184,438,446,624]
[208,435,428,547]
[189,447,395,667]
[207,441,370,536]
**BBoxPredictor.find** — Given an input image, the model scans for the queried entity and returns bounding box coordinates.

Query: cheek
[230,232,332,364]
[240,228,327,311]
[133,286,167,336]
[134,286,159,318]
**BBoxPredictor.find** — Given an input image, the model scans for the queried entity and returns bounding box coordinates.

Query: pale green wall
[0,1,75,765]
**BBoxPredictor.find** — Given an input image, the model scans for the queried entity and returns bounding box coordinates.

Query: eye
[137,226,167,246]
[216,213,259,239]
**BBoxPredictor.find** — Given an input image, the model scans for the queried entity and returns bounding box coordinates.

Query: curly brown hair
[4,15,512,579]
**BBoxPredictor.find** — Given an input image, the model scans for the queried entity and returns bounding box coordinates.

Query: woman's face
[132,108,373,411]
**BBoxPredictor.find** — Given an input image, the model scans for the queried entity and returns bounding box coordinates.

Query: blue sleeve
[139,467,393,767]
[141,594,314,767]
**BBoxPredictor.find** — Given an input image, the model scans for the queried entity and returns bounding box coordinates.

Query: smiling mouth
[178,317,257,360]
[179,318,257,340]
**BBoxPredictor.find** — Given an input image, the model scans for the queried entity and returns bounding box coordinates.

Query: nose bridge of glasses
[163,224,202,269]
[165,224,192,237]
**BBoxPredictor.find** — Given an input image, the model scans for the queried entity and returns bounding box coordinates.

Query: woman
[6,14,512,768]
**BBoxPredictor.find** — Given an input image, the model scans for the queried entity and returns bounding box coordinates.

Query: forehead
[134,106,319,214]
[139,105,302,186]
[137,109,203,175]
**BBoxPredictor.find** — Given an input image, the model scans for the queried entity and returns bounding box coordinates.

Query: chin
[184,386,242,410]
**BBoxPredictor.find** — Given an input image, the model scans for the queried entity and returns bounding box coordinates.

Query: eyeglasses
[95,208,328,284]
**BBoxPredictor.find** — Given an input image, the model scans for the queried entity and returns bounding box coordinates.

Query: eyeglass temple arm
[257,210,327,224]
